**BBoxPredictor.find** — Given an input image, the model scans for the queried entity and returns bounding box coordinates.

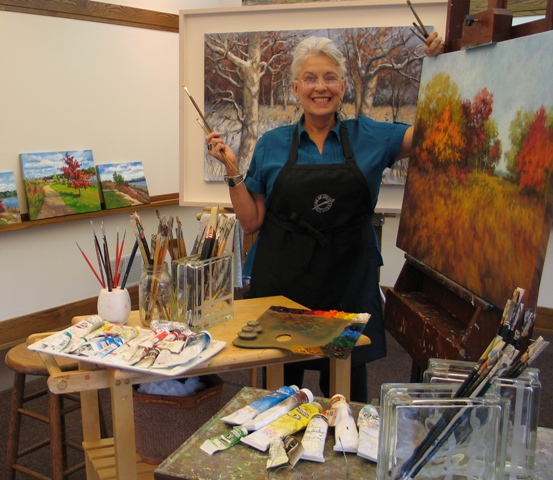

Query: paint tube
[151,331,211,369]
[331,394,358,453]
[221,385,299,426]
[299,412,329,463]
[241,388,314,432]
[200,426,248,455]
[267,435,304,469]
[356,404,379,462]
[135,347,161,368]
[44,315,105,352]
[240,402,322,452]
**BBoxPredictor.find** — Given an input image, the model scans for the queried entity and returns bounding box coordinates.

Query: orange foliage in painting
[516,106,553,195]
[400,74,552,308]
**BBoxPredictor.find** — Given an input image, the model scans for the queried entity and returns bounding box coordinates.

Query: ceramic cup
[97,287,131,324]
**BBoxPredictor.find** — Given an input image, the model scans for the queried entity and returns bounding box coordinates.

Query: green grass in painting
[104,190,133,208]
[51,184,101,213]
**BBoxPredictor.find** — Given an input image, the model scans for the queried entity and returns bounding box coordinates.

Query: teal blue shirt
[245,115,408,210]
[243,115,409,276]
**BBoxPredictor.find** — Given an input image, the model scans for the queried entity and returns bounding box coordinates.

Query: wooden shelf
[1,193,179,233]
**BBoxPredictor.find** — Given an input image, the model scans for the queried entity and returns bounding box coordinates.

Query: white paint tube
[356,404,379,462]
[299,413,329,463]
[331,394,358,453]
[241,388,313,432]
[241,402,322,452]
[43,315,105,352]
[151,331,211,369]
[221,385,299,426]
[200,427,248,455]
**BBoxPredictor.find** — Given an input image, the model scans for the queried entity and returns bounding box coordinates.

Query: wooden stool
[4,342,85,480]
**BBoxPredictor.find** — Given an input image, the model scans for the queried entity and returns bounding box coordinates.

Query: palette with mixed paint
[233,305,369,359]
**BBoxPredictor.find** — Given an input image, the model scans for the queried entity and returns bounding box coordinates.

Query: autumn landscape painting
[20,150,101,220]
[397,30,553,309]
[203,26,432,184]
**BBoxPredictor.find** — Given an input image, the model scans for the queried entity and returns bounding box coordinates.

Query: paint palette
[232,305,369,359]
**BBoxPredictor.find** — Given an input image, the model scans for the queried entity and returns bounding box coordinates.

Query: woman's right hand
[206,132,239,175]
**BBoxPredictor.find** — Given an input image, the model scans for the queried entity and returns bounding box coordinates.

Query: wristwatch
[223,174,244,188]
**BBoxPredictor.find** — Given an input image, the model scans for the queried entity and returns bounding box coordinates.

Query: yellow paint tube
[241,402,322,452]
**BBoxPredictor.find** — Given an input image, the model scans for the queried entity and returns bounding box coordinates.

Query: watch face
[228,178,236,187]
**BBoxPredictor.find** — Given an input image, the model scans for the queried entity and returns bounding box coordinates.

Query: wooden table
[155,387,375,480]
[155,387,553,480]
[40,296,369,480]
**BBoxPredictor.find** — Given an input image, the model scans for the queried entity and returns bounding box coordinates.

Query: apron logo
[313,194,335,213]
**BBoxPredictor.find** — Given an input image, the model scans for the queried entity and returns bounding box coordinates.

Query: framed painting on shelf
[96,161,151,210]
[20,150,102,220]
[0,171,22,226]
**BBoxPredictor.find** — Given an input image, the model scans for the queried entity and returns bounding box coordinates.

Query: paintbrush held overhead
[182,83,240,175]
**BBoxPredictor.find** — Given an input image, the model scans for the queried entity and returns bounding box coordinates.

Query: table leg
[329,357,351,398]
[110,371,138,479]
[265,363,284,390]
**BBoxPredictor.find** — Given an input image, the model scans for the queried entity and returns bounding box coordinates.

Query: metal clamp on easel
[461,0,513,49]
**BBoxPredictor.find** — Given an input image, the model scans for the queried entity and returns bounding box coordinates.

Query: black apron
[249,122,386,365]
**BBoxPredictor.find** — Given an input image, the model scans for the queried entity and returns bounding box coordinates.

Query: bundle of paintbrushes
[76,221,137,291]
[395,287,549,480]
[130,212,172,324]
[191,206,236,261]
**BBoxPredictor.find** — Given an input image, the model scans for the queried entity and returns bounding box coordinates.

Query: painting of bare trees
[203,26,430,184]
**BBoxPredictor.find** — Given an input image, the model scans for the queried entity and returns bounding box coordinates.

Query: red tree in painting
[59,152,93,196]
[0,198,5,213]
[462,88,501,171]
[516,106,553,195]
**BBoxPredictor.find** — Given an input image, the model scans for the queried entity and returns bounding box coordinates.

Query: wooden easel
[445,0,553,52]
[385,0,553,381]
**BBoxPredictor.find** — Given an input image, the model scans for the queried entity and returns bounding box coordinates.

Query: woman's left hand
[424,31,445,57]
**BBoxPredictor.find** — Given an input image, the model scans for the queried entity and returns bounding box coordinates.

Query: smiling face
[292,53,346,126]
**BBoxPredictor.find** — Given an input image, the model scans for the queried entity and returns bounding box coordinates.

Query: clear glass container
[139,261,173,327]
[377,383,507,480]
[424,358,541,480]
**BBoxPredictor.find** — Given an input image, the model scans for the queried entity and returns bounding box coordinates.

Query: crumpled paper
[137,376,206,397]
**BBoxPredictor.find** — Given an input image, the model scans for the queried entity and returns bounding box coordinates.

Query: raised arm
[206,131,266,235]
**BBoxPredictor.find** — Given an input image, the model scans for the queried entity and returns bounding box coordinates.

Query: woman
[207,33,444,402]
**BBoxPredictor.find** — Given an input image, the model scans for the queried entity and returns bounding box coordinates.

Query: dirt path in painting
[36,185,73,219]
[103,188,142,206]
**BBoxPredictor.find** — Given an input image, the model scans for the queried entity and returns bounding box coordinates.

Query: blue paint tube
[221,385,299,426]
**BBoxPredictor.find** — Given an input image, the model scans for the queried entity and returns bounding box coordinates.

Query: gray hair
[291,37,347,80]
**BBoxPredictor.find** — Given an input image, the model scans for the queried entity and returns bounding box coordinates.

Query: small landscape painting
[96,161,150,210]
[0,171,22,226]
[397,29,553,310]
[20,150,101,220]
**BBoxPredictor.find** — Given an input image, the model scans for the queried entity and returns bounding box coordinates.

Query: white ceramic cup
[97,287,131,324]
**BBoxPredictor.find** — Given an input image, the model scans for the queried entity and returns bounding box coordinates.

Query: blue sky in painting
[96,161,146,182]
[419,29,553,175]
[20,150,95,180]
[0,171,17,194]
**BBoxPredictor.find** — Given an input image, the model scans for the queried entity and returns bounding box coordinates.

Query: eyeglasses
[298,76,343,88]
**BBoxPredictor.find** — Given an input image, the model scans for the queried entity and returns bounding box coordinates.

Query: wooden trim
[1,193,179,233]
[0,286,139,351]
[0,0,179,32]
[536,306,553,334]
